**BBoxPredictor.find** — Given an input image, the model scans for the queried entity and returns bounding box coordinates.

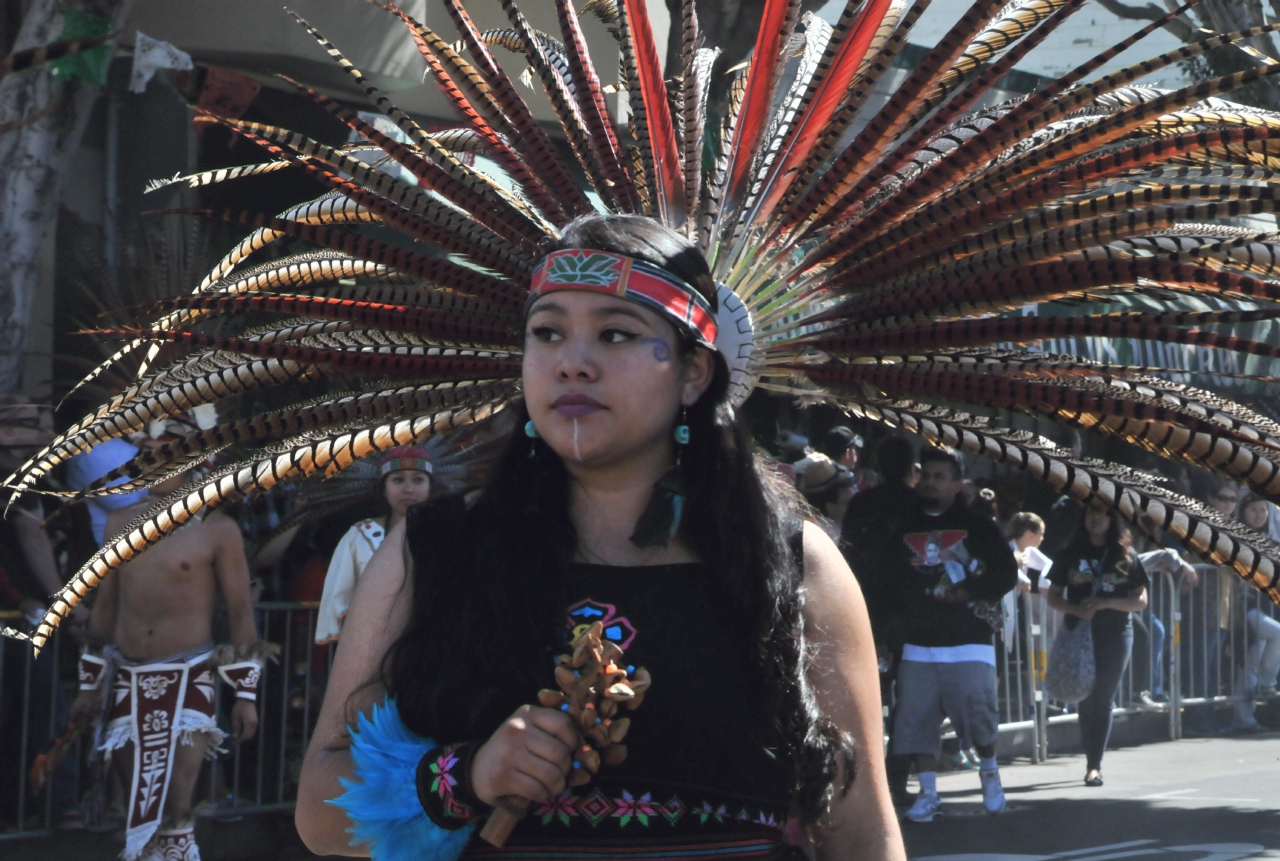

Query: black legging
[1077,620,1133,772]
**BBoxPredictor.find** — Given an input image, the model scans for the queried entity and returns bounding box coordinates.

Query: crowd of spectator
[3,407,1280,834]
[782,423,1280,821]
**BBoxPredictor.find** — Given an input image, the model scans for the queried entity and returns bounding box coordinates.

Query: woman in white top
[315,447,433,643]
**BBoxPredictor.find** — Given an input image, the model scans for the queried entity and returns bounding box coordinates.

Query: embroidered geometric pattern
[529,250,718,347]
[567,599,637,651]
[428,743,474,819]
[532,788,783,830]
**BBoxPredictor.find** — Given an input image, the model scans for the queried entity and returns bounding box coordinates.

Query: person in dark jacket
[890,448,1018,822]
[840,435,919,807]
[842,435,918,645]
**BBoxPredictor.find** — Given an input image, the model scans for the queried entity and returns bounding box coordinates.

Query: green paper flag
[49,5,112,86]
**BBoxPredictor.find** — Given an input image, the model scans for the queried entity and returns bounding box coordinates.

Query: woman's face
[384,469,431,517]
[1084,509,1111,540]
[1243,500,1271,532]
[1018,527,1043,551]
[523,291,714,470]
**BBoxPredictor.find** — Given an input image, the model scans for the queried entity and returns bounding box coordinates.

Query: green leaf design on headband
[545,252,622,287]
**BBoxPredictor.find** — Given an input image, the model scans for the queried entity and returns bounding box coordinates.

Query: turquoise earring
[673,408,690,447]
[524,420,539,438]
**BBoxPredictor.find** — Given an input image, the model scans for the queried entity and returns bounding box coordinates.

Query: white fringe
[175,711,227,758]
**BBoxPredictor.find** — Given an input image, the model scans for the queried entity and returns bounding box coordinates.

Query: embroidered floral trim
[532,788,784,830]
[428,744,474,819]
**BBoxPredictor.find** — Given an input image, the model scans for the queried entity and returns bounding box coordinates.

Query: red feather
[751,0,894,225]
[622,0,685,224]
[720,0,795,209]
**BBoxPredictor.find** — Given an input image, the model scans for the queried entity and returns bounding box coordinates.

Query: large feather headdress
[7,0,1280,653]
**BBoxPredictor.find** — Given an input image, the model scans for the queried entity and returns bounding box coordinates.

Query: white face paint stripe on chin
[573,417,582,462]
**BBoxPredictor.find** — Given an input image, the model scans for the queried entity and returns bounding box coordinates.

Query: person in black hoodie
[842,436,918,646]
[890,448,1017,823]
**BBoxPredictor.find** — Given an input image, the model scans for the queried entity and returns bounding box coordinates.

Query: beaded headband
[379,446,433,475]
[527,250,718,348]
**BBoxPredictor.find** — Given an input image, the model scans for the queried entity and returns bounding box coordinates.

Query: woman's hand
[1072,601,1097,620]
[472,705,579,806]
[1079,596,1112,615]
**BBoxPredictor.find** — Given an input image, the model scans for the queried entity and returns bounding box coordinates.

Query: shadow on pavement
[902,798,1280,860]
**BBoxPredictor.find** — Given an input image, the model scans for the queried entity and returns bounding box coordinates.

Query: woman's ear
[680,346,716,406]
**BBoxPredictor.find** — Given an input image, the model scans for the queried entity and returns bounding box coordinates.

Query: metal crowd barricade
[198,602,331,817]
[6,577,1279,838]
[1012,569,1186,748]
[0,603,332,841]
[0,609,63,840]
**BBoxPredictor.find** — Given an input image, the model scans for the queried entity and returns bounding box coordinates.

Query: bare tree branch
[1093,0,1199,41]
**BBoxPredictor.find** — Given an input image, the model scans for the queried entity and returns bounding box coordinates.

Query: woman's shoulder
[801,520,854,590]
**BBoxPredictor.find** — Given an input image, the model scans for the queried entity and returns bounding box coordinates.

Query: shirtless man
[69,454,266,861]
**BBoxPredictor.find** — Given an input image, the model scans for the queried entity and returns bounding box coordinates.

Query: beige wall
[124,0,629,127]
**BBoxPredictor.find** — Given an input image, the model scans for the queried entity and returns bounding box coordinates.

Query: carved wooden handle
[479,795,531,847]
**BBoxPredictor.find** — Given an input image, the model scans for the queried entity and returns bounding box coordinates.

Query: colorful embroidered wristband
[416,742,485,828]
[331,698,477,861]
[217,661,263,701]
[78,652,106,691]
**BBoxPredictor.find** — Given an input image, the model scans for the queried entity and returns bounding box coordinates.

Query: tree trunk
[0,0,131,395]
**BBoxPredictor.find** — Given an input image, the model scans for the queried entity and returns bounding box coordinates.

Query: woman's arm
[296,519,414,857]
[800,521,906,861]
[1045,585,1093,620]
[1084,587,1148,615]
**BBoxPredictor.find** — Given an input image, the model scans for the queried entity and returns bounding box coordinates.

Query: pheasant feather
[15,0,1280,653]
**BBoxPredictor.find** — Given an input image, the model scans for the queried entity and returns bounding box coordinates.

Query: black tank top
[507,561,794,838]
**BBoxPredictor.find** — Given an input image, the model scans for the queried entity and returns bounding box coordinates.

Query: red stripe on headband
[528,250,718,346]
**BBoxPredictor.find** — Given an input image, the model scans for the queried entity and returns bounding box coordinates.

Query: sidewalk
[902,732,1280,861]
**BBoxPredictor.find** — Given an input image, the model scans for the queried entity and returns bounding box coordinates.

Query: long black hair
[381,214,854,823]
[1062,509,1133,576]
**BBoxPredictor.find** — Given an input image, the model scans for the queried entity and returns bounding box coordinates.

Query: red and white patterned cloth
[140,824,201,861]
[99,646,224,861]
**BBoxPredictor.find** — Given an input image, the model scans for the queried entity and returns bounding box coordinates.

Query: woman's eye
[600,328,638,344]
[528,325,561,342]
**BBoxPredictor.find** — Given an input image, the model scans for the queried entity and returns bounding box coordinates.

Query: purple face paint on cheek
[640,337,671,362]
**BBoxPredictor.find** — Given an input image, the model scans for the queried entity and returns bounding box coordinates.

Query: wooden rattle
[479,621,651,847]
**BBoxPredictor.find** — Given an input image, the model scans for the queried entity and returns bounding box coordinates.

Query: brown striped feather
[374,1,569,224]
[287,11,548,235]
[828,397,1280,600]
[441,0,593,216]
[20,386,516,654]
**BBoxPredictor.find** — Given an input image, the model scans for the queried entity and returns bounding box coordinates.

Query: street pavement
[902,732,1280,861]
[10,734,1277,860]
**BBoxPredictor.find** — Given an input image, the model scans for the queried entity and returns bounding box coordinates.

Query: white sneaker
[980,769,1006,814]
[904,791,941,823]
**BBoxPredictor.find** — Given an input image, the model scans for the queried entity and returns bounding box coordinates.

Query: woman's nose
[556,334,599,381]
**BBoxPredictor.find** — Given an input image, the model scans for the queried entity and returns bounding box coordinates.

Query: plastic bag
[1045,619,1095,703]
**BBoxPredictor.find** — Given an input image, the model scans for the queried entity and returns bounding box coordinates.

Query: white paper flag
[130,32,193,94]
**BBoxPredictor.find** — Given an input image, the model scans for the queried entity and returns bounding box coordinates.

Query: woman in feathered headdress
[11,0,1280,853]
[313,446,433,645]
[294,213,902,861]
